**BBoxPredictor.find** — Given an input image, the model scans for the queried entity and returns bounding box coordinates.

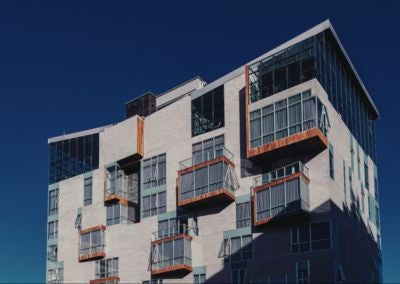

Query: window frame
[84,176,93,206]
[291,221,332,254]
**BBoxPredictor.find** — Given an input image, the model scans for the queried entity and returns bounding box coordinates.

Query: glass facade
[48,133,99,184]
[192,86,224,136]
[248,29,377,160]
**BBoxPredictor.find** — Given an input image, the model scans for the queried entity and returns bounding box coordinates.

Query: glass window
[142,191,166,218]
[194,273,206,284]
[292,222,331,253]
[296,260,310,284]
[106,203,121,226]
[84,176,92,206]
[48,133,99,184]
[236,202,251,228]
[221,235,253,262]
[80,229,104,256]
[143,154,166,190]
[192,86,225,136]
[232,268,246,284]
[95,257,118,278]
[48,189,59,216]
[48,220,58,240]
[329,144,335,180]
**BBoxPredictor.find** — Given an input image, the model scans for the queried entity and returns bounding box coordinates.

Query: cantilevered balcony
[245,86,329,161]
[79,226,106,262]
[253,161,310,226]
[104,164,139,206]
[150,225,193,276]
[177,147,238,207]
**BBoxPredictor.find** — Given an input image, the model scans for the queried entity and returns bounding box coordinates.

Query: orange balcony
[177,147,238,208]
[245,65,329,161]
[150,228,192,276]
[253,162,310,226]
[90,276,120,284]
[79,225,106,262]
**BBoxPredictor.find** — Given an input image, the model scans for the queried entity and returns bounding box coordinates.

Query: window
[236,202,251,228]
[80,229,104,257]
[48,220,58,240]
[48,189,59,216]
[84,176,92,206]
[151,237,192,270]
[75,212,82,229]
[192,135,224,165]
[142,280,163,284]
[143,192,166,218]
[357,145,361,179]
[232,268,246,284]
[364,162,369,190]
[49,133,99,184]
[192,86,225,136]
[95,258,118,279]
[249,91,329,148]
[296,261,310,284]
[143,154,166,190]
[47,245,57,262]
[194,273,206,284]
[106,203,121,226]
[219,235,253,262]
[329,144,335,180]
[291,222,331,253]
[361,187,365,214]
[47,268,63,284]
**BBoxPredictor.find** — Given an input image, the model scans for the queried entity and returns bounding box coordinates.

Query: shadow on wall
[204,200,381,283]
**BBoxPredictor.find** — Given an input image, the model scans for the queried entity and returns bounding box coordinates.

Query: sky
[0,0,399,282]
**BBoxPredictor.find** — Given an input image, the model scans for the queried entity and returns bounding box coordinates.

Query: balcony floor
[178,188,235,208]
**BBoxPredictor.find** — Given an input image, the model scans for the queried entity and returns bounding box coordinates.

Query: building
[46,20,382,284]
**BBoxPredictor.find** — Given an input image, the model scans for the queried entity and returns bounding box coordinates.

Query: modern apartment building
[46,20,382,284]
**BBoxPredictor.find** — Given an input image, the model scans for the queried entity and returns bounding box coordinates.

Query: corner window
[143,154,166,190]
[291,221,331,253]
[48,189,59,216]
[192,86,224,136]
[296,261,310,284]
[236,202,251,228]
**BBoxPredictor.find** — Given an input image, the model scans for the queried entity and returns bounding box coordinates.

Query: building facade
[46,20,382,284]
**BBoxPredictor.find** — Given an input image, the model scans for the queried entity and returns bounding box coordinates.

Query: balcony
[79,226,106,262]
[104,164,139,206]
[177,147,239,207]
[253,162,310,226]
[245,85,329,161]
[150,226,193,276]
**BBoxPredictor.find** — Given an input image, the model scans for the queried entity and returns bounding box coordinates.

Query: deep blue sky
[0,0,399,282]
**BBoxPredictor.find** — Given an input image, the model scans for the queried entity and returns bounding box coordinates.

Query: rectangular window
[106,203,121,226]
[194,273,206,284]
[84,176,92,206]
[95,257,118,279]
[219,235,253,262]
[47,245,57,262]
[143,191,166,218]
[192,135,224,165]
[75,212,82,229]
[143,280,163,284]
[80,229,104,257]
[48,220,58,240]
[192,86,225,136]
[343,160,347,203]
[48,189,59,216]
[296,261,310,284]
[143,154,166,190]
[249,91,328,149]
[236,202,251,228]
[232,268,246,284]
[364,162,369,190]
[47,268,63,283]
[329,144,335,180]
[361,187,365,214]
[291,222,331,253]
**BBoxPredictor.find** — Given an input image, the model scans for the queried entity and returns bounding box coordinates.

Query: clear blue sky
[0,0,398,282]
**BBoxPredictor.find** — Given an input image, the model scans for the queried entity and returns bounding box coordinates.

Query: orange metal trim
[252,173,309,227]
[178,155,235,175]
[178,188,235,207]
[151,233,192,245]
[80,225,106,235]
[79,251,106,262]
[151,264,192,276]
[136,116,144,157]
[104,194,129,206]
[89,276,120,284]
[247,128,328,159]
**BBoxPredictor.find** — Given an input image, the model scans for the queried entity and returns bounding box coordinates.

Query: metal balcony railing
[152,256,192,271]
[179,146,234,170]
[254,161,309,187]
[151,224,194,242]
